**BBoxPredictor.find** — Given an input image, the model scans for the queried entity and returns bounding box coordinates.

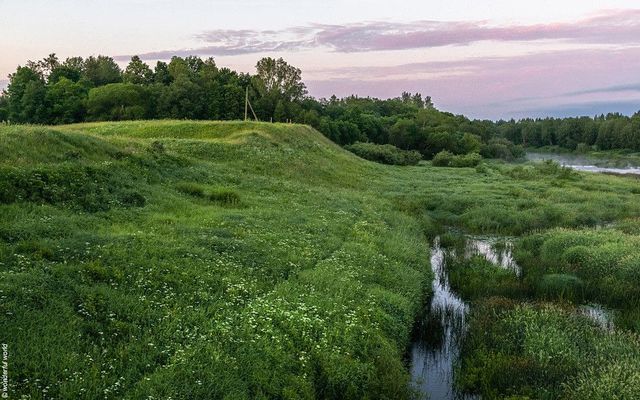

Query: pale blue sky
[2,0,640,118]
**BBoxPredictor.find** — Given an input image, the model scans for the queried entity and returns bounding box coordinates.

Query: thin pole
[244,87,249,121]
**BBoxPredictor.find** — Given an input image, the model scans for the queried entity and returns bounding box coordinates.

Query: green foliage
[83,55,122,86]
[448,256,526,300]
[4,53,640,157]
[123,56,154,85]
[176,182,241,206]
[480,138,525,161]
[344,142,422,166]
[87,83,152,121]
[0,121,430,399]
[517,227,640,309]
[536,274,584,302]
[45,77,87,124]
[458,301,640,399]
[432,151,482,167]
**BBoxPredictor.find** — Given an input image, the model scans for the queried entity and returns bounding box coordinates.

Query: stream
[526,152,640,175]
[410,235,613,399]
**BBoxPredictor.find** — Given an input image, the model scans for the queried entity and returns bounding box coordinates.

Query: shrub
[537,274,584,302]
[209,189,241,206]
[177,182,241,206]
[176,182,206,198]
[481,138,525,161]
[344,142,422,166]
[431,150,454,166]
[0,164,145,212]
[432,151,482,168]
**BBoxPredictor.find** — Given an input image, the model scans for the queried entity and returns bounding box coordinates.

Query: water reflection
[526,152,640,175]
[464,237,521,276]
[410,238,479,400]
[580,303,615,331]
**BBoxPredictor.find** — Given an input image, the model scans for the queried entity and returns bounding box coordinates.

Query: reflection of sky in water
[464,237,521,276]
[411,234,617,399]
[527,153,640,175]
[410,238,483,400]
[580,304,615,331]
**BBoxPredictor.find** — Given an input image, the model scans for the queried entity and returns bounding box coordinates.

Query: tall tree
[46,77,88,124]
[84,56,122,87]
[123,56,153,85]
[5,66,45,123]
[254,57,307,102]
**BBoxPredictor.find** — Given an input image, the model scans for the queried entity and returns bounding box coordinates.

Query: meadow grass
[458,299,640,399]
[2,121,640,399]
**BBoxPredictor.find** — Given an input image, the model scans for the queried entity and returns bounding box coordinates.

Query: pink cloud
[123,9,640,60]
[305,47,640,119]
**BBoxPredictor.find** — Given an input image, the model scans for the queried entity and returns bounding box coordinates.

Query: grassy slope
[1,121,431,400]
[3,121,640,399]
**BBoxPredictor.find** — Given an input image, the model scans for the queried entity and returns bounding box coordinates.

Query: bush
[432,151,482,167]
[177,182,241,206]
[87,83,153,121]
[0,164,145,212]
[537,274,584,302]
[176,182,206,198]
[209,189,241,206]
[481,138,525,161]
[344,142,422,166]
[431,150,454,166]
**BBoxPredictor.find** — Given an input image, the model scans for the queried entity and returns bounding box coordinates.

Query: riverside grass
[2,121,640,399]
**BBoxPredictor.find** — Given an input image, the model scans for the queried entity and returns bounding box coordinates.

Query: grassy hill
[3,121,640,399]
[0,121,432,399]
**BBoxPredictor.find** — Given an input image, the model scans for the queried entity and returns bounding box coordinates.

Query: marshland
[1,34,640,399]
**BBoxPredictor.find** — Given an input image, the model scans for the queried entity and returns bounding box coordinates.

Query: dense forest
[1,53,639,158]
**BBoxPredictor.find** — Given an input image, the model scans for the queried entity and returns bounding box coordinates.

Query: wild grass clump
[506,160,579,181]
[344,142,422,166]
[447,256,526,300]
[0,164,146,212]
[431,151,482,167]
[536,274,584,302]
[176,182,241,206]
[208,188,241,205]
[517,228,640,310]
[458,300,640,399]
[175,181,206,198]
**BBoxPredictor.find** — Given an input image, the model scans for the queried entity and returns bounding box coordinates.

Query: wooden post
[244,87,249,121]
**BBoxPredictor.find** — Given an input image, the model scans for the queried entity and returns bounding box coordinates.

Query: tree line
[1,53,638,157]
[497,114,640,152]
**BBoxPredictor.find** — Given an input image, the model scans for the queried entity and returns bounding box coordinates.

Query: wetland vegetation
[2,120,640,399]
[2,53,640,400]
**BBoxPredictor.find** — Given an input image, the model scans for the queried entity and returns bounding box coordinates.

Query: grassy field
[3,121,640,399]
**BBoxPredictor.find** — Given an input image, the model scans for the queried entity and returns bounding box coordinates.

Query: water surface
[410,235,519,399]
[526,152,640,175]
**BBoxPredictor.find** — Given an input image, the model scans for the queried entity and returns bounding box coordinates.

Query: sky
[1,0,640,119]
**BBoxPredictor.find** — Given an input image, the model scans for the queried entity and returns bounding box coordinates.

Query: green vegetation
[1,121,433,399]
[447,256,525,300]
[501,113,640,151]
[344,142,422,166]
[458,300,640,399]
[448,212,640,399]
[431,151,482,167]
[0,53,525,163]
[516,224,640,327]
[3,119,640,398]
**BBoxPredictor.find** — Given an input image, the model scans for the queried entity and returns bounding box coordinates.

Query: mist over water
[526,152,640,175]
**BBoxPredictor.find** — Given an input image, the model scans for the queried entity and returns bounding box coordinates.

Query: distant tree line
[496,114,640,151]
[1,53,638,157]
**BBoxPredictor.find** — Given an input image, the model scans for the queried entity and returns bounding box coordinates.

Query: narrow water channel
[409,237,477,400]
[410,234,612,399]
